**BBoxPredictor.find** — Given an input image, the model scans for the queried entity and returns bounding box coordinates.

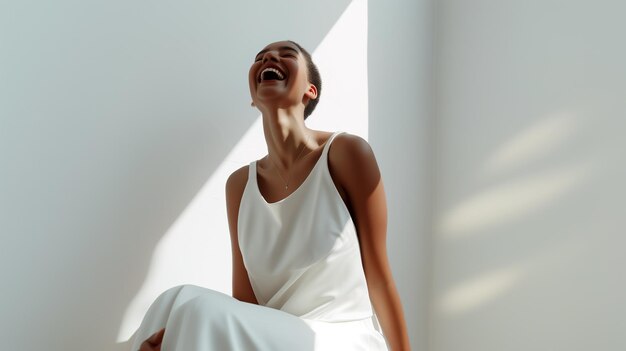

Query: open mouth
[258,67,286,84]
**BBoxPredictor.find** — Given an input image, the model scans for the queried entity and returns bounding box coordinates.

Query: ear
[305,83,318,101]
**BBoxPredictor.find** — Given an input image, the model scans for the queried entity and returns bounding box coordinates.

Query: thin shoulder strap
[322,131,345,157]
[248,161,257,184]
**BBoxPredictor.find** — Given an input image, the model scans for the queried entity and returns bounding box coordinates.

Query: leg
[129,284,212,351]
[162,288,315,351]
[130,285,316,351]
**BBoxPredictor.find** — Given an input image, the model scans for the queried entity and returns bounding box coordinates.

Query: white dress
[130,131,388,350]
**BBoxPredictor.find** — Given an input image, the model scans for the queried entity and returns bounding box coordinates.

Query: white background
[1,0,423,350]
[430,1,626,350]
[3,1,624,351]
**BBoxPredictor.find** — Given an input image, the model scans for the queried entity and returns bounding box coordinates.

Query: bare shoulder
[328,133,381,195]
[225,164,249,205]
[328,133,379,173]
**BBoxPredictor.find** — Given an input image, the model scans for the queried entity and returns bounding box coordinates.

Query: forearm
[369,280,411,351]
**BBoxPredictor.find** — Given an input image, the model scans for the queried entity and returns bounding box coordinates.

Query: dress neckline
[254,131,341,205]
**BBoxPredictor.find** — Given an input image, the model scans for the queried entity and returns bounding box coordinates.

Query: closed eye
[255,56,292,62]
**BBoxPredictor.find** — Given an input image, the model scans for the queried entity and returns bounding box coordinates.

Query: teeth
[260,67,285,80]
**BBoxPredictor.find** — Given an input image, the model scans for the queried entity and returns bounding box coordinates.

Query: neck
[261,108,314,168]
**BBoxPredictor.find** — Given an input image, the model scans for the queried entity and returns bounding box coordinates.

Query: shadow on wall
[431,102,625,350]
[436,111,593,315]
[0,1,351,350]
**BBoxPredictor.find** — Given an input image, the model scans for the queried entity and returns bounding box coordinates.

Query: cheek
[248,65,258,81]
[293,69,308,87]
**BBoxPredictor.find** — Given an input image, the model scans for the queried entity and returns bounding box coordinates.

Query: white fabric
[130,131,388,350]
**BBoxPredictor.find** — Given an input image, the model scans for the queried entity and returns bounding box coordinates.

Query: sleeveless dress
[130,131,389,351]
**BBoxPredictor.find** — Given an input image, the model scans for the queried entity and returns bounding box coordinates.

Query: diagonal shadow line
[111,1,356,349]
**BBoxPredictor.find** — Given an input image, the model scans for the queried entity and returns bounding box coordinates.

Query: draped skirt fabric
[129,284,388,351]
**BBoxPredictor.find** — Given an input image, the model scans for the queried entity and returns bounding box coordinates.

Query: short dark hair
[287,40,322,120]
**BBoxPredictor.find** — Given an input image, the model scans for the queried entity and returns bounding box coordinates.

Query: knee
[153,284,184,301]
[149,284,203,308]
[173,291,236,322]
[165,284,200,293]
[162,283,209,297]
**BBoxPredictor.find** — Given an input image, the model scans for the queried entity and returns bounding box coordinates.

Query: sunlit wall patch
[117,0,368,343]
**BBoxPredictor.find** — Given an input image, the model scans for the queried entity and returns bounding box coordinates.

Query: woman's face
[248,41,316,111]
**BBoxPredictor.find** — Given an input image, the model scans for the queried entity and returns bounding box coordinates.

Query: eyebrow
[255,46,299,59]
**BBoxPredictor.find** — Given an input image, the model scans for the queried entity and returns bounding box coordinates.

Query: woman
[133,40,411,351]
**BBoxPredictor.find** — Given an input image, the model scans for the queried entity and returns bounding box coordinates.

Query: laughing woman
[131,40,411,351]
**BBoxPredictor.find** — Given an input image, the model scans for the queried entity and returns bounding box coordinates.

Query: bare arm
[226,166,258,304]
[329,134,411,351]
[138,328,165,351]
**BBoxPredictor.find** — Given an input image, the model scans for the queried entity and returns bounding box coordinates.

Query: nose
[260,50,280,63]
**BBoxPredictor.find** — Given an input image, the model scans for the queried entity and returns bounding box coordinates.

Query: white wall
[0,1,349,350]
[369,0,433,350]
[431,1,626,350]
[0,1,421,350]
[117,0,371,344]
